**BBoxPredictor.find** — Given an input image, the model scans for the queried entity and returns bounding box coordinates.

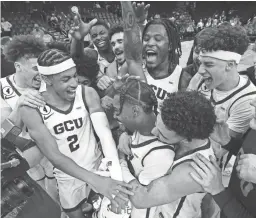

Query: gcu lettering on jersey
[53,118,83,135]
[150,85,171,100]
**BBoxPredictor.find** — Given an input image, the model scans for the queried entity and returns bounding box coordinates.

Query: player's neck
[13,73,29,89]
[137,113,156,136]
[176,138,209,157]
[148,58,172,79]
[42,87,71,110]
[216,71,240,92]
[98,46,115,62]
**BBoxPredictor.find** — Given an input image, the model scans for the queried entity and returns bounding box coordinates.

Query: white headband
[37,58,76,75]
[199,50,242,64]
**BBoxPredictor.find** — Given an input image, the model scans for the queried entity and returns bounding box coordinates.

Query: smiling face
[50,67,78,101]
[90,25,109,51]
[110,32,125,65]
[198,55,229,90]
[16,57,41,89]
[143,24,169,70]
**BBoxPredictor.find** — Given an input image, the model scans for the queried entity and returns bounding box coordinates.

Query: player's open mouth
[33,77,41,84]
[98,40,106,47]
[115,50,123,56]
[146,50,157,62]
[203,77,213,86]
[67,89,76,96]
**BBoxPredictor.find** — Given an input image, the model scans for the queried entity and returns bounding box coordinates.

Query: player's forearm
[48,151,98,185]
[70,38,85,58]
[121,1,143,63]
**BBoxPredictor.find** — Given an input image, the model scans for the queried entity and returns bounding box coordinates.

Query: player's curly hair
[3,35,46,62]
[90,20,110,33]
[109,24,123,41]
[199,25,249,55]
[161,91,216,141]
[117,79,158,115]
[142,18,182,69]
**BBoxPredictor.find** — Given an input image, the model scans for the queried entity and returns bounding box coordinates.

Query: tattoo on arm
[121,2,143,62]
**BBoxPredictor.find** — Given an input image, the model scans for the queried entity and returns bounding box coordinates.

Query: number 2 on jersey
[67,135,80,152]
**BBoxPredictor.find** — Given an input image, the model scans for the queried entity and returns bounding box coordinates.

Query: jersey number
[67,135,80,152]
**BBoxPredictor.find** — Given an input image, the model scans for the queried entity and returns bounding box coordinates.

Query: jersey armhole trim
[172,159,193,171]
[228,91,256,116]
[141,145,174,167]
[81,85,89,112]
[35,108,45,123]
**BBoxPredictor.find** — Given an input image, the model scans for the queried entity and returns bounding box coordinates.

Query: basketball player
[0,35,59,202]
[187,24,256,159]
[115,90,217,218]
[89,20,116,91]
[19,48,133,218]
[110,79,175,218]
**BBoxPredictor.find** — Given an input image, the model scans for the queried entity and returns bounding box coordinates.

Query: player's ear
[41,75,52,86]
[132,105,140,118]
[14,62,22,72]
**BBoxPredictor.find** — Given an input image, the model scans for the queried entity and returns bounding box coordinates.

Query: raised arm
[121,1,146,81]
[129,162,203,209]
[70,14,97,58]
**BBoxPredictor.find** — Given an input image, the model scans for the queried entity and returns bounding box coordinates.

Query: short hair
[161,91,216,141]
[37,48,70,67]
[90,20,110,32]
[199,25,249,55]
[73,48,99,80]
[109,24,124,40]
[118,79,158,115]
[3,35,46,62]
[142,19,182,70]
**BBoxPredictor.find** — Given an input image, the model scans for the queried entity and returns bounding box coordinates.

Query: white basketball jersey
[144,65,183,111]
[197,75,256,122]
[196,75,256,147]
[1,75,30,139]
[38,85,102,179]
[129,131,175,218]
[155,140,215,218]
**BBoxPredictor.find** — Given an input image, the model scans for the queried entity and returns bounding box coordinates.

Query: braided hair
[142,19,182,72]
[118,79,158,116]
[37,48,70,67]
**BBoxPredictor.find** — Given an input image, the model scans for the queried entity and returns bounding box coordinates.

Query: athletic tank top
[38,85,102,179]
[144,65,183,111]
[1,75,31,139]
[196,75,256,148]
[155,140,215,218]
[129,131,174,218]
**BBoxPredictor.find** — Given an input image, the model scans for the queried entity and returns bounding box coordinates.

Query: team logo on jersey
[40,105,51,115]
[3,86,14,99]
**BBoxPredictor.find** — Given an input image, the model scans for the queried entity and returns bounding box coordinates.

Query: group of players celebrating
[1,2,256,218]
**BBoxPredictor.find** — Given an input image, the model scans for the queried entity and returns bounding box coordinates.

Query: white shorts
[27,157,54,181]
[57,177,91,212]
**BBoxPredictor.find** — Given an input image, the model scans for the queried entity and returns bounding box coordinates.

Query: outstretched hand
[69,13,97,41]
[132,2,150,24]
[113,74,141,90]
